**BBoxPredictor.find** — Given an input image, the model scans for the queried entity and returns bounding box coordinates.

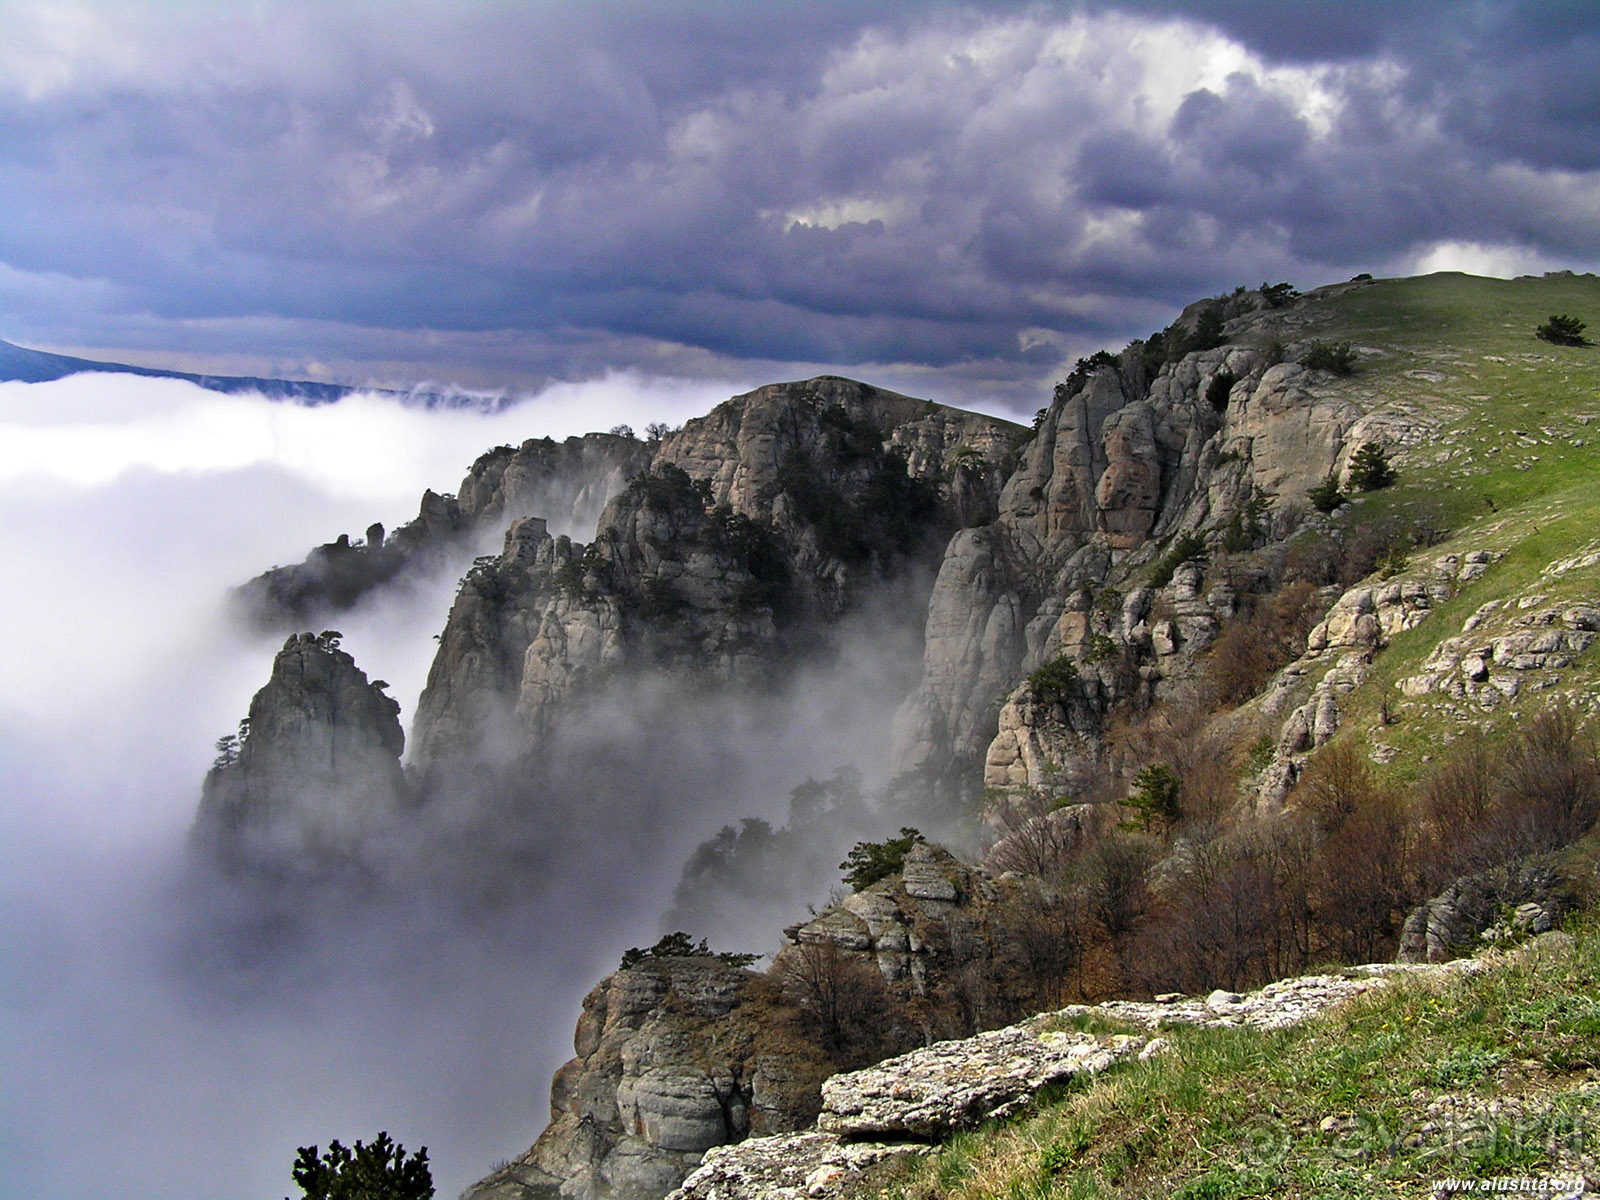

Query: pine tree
[287,1133,433,1200]
[1347,442,1397,491]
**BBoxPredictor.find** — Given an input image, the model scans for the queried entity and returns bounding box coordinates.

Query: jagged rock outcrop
[462,956,830,1200]
[1401,595,1599,711]
[816,1025,1139,1140]
[1249,547,1510,806]
[411,379,1020,771]
[776,843,993,997]
[192,633,407,869]
[894,315,1379,789]
[234,432,649,626]
[468,843,1051,1200]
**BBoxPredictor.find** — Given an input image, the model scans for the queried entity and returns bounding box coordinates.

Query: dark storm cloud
[1,1,1598,409]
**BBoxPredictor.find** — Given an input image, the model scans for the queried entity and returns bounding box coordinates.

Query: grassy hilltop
[1255,271,1600,785]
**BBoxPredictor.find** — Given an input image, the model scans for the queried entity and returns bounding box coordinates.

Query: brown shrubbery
[771,705,1600,1078]
[974,706,1600,1005]
[1421,706,1600,881]
[1207,579,1322,706]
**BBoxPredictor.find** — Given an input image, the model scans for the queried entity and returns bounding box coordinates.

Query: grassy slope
[1261,271,1600,788]
[872,272,1600,1200]
[880,915,1600,1200]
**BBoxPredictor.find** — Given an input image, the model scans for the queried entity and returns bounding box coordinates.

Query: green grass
[872,917,1600,1200]
[1226,271,1600,787]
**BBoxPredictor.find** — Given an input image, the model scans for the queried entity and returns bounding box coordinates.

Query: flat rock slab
[1052,961,1474,1033]
[672,1132,924,1200]
[818,1027,1144,1139]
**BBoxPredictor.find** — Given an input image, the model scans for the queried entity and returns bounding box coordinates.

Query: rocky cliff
[892,336,1366,785]
[463,956,830,1200]
[409,377,1018,773]
[192,632,408,871]
[235,432,650,627]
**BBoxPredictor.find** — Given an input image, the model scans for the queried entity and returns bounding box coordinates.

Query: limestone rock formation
[892,337,1366,784]
[192,632,407,870]
[234,432,650,626]
[411,378,1020,772]
[462,956,829,1200]
[776,842,993,997]
[816,1025,1139,1140]
[1397,858,1574,964]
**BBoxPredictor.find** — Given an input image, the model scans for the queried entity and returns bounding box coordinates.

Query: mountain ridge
[188,269,1600,1200]
[0,335,494,408]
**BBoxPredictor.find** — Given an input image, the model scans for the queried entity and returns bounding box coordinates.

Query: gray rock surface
[463,957,829,1200]
[817,1026,1141,1139]
[192,633,407,869]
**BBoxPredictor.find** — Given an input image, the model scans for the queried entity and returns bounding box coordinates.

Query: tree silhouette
[286,1132,432,1200]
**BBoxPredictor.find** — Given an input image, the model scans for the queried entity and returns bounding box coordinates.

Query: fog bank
[0,371,749,1200]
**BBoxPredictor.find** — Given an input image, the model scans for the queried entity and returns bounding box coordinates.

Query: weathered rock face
[1247,550,1496,808]
[462,957,829,1200]
[1397,858,1573,964]
[192,633,407,869]
[776,843,992,999]
[234,433,649,627]
[411,379,1020,771]
[893,333,1372,787]
[816,1025,1139,1140]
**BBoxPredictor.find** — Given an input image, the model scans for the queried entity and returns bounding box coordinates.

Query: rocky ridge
[235,431,650,627]
[411,377,1018,772]
[194,273,1600,1200]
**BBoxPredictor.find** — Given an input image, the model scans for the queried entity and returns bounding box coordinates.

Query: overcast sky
[3,0,1599,409]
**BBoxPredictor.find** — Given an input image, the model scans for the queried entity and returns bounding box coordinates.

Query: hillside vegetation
[877,911,1600,1199]
[862,268,1600,1197]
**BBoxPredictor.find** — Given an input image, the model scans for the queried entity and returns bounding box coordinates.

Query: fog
[0,371,737,1200]
[0,369,944,1200]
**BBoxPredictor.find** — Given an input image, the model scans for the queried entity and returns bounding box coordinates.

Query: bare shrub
[984,790,1085,881]
[1083,833,1155,939]
[1491,704,1600,857]
[1157,834,1279,992]
[1257,813,1318,979]
[1419,705,1600,881]
[1207,580,1324,708]
[1419,739,1498,880]
[1294,741,1376,831]
[1314,789,1411,962]
[775,940,904,1066]
[1293,742,1414,961]
[997,885,1089,1011]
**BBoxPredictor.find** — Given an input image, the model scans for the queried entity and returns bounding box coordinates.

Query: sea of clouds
[0,370,749,1200]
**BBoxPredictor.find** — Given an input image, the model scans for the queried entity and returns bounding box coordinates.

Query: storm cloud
[1,1,1597,410]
